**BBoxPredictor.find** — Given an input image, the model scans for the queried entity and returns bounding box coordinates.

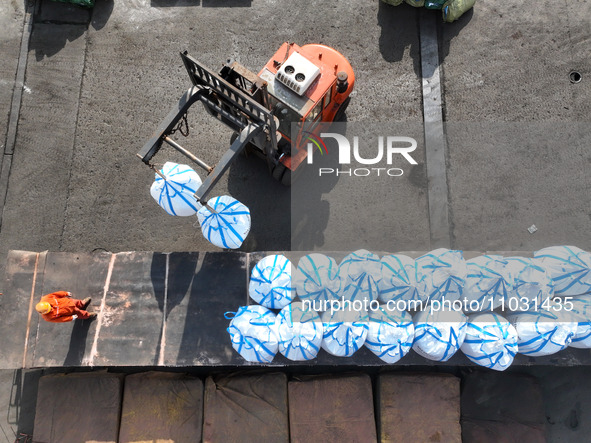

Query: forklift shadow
[226,153,292,251]
[289,124,343,251]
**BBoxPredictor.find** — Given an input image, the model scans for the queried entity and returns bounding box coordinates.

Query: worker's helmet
[35,301,52,315]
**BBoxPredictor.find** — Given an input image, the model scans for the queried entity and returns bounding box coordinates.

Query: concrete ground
[0,0,590,441]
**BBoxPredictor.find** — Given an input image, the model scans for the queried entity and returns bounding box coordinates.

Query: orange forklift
[137,42,355,205]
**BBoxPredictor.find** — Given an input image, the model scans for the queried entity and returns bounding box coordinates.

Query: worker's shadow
[63,318,93,366]
[29,0,114,61]
[377,2,472,78]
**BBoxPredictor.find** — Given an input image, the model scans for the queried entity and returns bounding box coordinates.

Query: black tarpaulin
[33,371,124,443]
[202,372,289,443]
[118,371,204,443]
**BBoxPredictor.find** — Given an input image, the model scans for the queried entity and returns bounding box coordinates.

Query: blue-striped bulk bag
[505,257,554,312]
[507,307,578,357]
[294,254,343,303]
[464,255,514,312]
[339,250,382,303]
[321,308,369,357]
[567,296,591,349]
[416,249,467,303]
[534,246,591,296]
[460,313,518,371]
[275,302,323,361]
[378,254,421,304]
[196,195,251,249]
[226,305,278,363]
[249,255,294,309]
[412,308,467,362]
[365,306,415,364]
[150,162,202,216]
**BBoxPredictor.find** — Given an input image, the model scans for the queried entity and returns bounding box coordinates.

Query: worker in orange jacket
[35,291,96,323]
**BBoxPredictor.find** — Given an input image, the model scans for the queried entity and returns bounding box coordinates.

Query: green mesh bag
[442,0,476,22]
[51,0,95,7]
[381,0,405,5]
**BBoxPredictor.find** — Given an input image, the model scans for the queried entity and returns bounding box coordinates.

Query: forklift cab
[258,42,355,175]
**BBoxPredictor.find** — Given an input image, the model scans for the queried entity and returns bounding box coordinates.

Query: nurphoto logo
[304,132,419,177]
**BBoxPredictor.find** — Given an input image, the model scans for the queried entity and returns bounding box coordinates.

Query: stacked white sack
[197,196,251,249]
[534,246,591,296]
[460,313,518,371]
[507,307,578,357]
[275,302,323,361]
[378,254,421,304]
[321,309,368,357]
[412,308,467,361]
[294,254,343,303]
[416,249,467,303]
[504,257,554,312]
[463,255,514,312]
[227,305,278,363]
[249,254,294,309]
[568,296,591,349]
[365,306,415,363]
[339,250,382,303]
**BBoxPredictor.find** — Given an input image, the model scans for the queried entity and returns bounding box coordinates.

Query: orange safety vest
[40,291,85,323]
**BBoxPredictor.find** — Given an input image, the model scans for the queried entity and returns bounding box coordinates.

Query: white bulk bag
[534,246,591,296]
[412,308,467,362]
[365,306,415,364]
[460,313,518,371]
[275,302,323,361]
[463,255,514,312]
[507,307,578,357]
[378,254,421,304]
[226,305,278,363]
[321,309,368,357]
[197,195,251,249]
[416,249,467,303]
[505,257,554,312]
[150,162,202,216]
[294,254,343,304]
[249,255,294,309]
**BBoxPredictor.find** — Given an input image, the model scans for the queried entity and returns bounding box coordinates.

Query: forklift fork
[137,52,278,205]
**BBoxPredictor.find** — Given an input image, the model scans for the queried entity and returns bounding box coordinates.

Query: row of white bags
[227,297,591,371]
[248,247,591,312]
